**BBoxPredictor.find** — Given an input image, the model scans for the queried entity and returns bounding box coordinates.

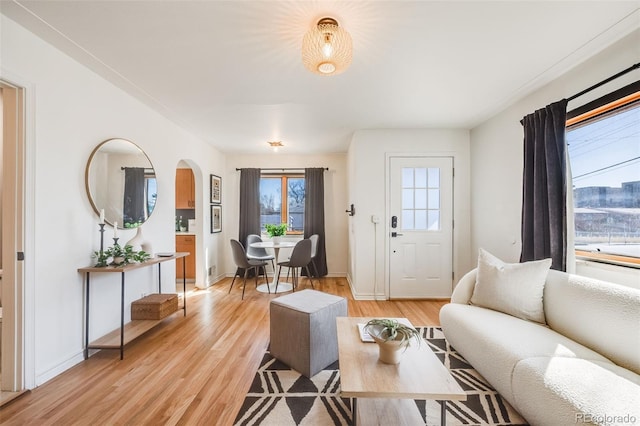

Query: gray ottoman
[270,289,348,378]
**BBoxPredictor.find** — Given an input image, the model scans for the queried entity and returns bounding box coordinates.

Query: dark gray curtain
[520,99,568,271]
[238,168,261,247]
[123,167,145,226]
[303,168,328,276]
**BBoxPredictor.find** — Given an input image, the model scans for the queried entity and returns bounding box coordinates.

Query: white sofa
[440,268,640,426]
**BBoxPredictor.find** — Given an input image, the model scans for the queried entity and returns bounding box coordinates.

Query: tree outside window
[260,175,305,234]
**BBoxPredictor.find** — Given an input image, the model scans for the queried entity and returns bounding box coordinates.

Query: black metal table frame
[82,254,187,360]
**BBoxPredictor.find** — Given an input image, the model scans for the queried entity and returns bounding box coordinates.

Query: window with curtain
[259,174,305,234]
[566,83,639,266]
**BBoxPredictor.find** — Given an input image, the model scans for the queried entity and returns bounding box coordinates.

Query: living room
[1,1,639,423]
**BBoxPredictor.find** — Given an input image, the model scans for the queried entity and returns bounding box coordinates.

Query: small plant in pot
[94,243,151,267]
[264,223,287,243]
[364,318,421,364]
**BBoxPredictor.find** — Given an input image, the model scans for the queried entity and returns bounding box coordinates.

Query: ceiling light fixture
[302,17,352,76]
[268,141,283,152]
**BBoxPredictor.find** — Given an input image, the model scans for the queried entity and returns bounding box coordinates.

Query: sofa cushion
[512,357,640,426]
[440,303,613,404]
[470,248,551,324]
[544,269,640,376]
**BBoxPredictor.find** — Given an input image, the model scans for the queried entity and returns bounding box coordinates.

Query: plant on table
[93,243,151,267]
[364,318,421,364]
[265,223,288,238]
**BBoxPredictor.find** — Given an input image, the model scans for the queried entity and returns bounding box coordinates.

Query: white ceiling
[3,1,639,154]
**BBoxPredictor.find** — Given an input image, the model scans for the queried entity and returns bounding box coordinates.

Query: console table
[78,252,188,360]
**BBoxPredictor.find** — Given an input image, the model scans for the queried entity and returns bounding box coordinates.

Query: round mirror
[85,138,157,228]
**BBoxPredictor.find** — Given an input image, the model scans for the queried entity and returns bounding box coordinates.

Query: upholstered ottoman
[270,289,348,378]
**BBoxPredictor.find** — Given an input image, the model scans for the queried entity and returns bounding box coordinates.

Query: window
[401,167,440,230]
[566,83,640,265]
[259,174,305,234]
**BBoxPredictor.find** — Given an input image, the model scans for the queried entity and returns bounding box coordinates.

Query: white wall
[470,29,640,287]
[224,153,348,276]
[1,15,226,387]
[347,129,471,299]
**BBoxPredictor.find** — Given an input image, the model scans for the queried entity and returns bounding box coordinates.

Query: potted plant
[264,223,287,243]
[364,319,421,364]
[94,243,151,267]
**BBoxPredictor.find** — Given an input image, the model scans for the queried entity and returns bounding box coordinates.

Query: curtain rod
[567,63,639,102]
[121,167,154,171]
[235,167,328,171]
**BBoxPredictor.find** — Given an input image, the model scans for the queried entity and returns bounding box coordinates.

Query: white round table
[249,240,297,293]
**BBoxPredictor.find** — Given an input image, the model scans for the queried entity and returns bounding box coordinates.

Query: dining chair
[246,234,276,272]
[308,234,320,280]
[275,239,313,293]
[229,239,269,300]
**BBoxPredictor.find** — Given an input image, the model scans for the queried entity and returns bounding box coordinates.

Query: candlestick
[99,209,105,224]
[113,237,120,246]
[98,223,105,253]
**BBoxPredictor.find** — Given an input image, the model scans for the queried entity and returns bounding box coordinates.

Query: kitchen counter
[175,231,195,236]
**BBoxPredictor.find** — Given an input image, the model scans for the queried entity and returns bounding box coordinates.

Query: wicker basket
[131,293,178,320]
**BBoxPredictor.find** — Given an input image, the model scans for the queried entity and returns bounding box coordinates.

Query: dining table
[249,240,297,293]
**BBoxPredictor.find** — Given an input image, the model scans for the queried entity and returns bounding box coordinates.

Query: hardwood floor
[0,277,448,425]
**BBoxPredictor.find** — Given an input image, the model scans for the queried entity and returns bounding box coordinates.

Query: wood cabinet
[176,235,196,279]
[175,168,195,209]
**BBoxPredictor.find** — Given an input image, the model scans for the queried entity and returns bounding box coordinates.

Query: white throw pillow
[470,248,551,324]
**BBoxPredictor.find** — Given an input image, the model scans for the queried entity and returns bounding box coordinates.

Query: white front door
[389,157,453,298]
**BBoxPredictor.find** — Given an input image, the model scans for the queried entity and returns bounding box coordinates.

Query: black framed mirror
[85,138,157,228]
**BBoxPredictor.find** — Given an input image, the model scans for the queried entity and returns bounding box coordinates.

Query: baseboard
[35,351,85,387]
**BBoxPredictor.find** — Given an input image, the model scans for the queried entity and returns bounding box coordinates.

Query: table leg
[158,262,162,293]
[120,271,125,360]
[84,272,90,360]
[352,398,358,426]
[182,256,187,316]
[256,247,293,294]
[440,400,446,426]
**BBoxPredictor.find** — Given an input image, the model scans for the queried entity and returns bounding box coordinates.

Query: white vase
[367,325,407,364]
[272,236,281,244]
[374,339,405,364]
[126,226,144,251]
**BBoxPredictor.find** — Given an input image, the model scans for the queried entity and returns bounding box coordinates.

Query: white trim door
[389,156,453,298]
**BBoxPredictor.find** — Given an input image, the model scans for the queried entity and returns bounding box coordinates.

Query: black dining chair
[229,239,268,300]
[275,239,313,293]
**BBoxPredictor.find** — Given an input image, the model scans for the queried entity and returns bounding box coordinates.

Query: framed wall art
[211,205,222,233]
[210,174,221,204]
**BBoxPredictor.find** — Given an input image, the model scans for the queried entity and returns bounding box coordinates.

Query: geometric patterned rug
[233,327,528,425]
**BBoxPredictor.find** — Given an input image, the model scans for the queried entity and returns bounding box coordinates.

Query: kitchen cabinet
[176,235,196,279]
[176,168,195,209]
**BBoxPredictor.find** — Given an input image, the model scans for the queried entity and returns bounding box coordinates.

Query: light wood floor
[0,277,448,425]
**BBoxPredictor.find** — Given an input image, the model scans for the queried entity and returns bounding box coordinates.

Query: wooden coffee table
[337,317,466,426]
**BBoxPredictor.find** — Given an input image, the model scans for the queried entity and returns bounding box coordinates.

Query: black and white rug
[233,327,528,425]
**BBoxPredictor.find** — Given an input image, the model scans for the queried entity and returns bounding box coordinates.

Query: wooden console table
[78,252,189,360]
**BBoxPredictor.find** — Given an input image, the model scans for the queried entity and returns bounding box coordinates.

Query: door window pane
[428,168,439,187]
[400,166,441,231]
[415,210,427,229]
[415,168,427,187]
[402,168,414,188]
[415,189,427,209]
[402,210,414,229]
[402,189,414,209]
[428,211,440,230]
[428,189,440,209]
